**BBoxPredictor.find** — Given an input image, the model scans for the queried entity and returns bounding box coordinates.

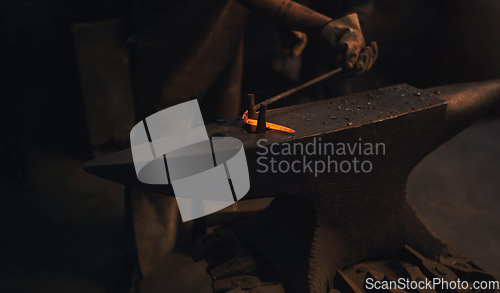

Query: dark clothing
[128,0,248,276]
[132,0,248,120]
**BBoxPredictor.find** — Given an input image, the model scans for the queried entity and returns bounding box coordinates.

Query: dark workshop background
[0,0,499,292]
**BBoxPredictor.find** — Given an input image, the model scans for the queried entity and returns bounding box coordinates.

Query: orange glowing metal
[242,110,295,134]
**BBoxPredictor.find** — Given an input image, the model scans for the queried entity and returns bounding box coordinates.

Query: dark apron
[128,0,248,276]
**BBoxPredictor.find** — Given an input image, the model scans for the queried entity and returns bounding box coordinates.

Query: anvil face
[84,84,446,199]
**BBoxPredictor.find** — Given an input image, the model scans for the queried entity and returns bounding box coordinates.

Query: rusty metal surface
[190,213,286,293]
[335,249,495,293]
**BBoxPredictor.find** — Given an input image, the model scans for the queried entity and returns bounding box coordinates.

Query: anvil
[84,79,500,293]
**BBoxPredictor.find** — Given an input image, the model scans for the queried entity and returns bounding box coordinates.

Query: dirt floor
[0,118,499,293]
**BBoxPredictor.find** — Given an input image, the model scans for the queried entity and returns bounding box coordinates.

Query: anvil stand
[83,80,500,293]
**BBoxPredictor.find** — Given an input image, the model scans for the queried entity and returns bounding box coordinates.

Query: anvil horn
[433,79,500,140]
